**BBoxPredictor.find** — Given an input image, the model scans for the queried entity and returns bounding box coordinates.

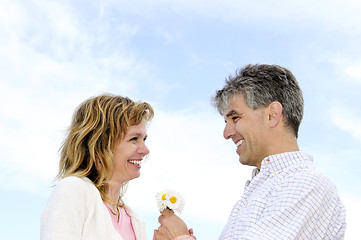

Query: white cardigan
[41,176,147,240]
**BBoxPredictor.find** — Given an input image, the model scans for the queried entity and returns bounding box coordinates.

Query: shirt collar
[252,168,260,178]
[259,151,313,174]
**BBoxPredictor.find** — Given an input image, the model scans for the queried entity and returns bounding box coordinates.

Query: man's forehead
[223,95,242,115]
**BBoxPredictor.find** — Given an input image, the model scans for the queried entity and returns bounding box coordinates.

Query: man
[155,64,346,240]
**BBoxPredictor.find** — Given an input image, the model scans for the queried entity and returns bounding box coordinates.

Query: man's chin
[238,156,247,165]
[238,156,254,167]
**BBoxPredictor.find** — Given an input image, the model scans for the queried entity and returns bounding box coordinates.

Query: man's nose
[223,122,236,140]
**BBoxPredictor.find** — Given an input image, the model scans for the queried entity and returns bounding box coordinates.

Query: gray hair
[212,64,304,138]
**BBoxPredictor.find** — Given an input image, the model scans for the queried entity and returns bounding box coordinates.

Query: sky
[0,0,360,239]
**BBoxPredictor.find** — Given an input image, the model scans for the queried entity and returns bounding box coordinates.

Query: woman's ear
[268,101,283,128]
[95,155,102,172]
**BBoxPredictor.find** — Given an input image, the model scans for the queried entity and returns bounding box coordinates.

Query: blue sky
[1,0,360,239]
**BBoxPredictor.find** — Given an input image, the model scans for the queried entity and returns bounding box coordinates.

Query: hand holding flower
[154,190,195,240]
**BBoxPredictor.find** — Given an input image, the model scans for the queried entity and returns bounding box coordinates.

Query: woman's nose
[139,142,150,155]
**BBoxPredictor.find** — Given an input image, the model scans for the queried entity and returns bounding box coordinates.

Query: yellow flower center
[170,196,177,203]
[162,194,167,200]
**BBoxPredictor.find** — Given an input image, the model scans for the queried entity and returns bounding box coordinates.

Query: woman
[41,94,154,240]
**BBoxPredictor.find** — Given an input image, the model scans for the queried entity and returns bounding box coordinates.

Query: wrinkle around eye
[129,137,138,142]
[232,116,240,123]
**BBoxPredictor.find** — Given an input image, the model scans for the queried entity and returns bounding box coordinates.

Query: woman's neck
[106,179,123,203]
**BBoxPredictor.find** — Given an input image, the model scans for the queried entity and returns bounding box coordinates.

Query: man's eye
[232,116,239,122]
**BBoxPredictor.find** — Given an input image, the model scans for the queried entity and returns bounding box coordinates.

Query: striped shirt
[219,151,346,240]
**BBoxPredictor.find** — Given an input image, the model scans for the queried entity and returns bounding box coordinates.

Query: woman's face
[110,121,149,184]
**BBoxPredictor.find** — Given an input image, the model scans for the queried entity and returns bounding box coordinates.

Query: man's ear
[268,101,283,128]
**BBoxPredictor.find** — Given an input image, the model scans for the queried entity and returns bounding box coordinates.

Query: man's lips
[235,139,244,147]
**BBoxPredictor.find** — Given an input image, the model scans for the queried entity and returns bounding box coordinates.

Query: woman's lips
[128,159,142,165]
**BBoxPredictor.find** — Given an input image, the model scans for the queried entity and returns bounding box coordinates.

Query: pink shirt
[104,203,136,240]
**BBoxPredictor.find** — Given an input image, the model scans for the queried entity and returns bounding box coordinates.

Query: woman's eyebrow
[126,132,147,138]
[127,132,141,137]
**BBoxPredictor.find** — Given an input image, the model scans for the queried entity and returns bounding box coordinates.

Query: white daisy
[156,189,185,213]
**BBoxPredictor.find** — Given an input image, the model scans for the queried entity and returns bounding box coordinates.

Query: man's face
[223,94,269,168]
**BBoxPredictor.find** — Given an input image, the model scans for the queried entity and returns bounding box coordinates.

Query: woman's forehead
[125,122,147,134]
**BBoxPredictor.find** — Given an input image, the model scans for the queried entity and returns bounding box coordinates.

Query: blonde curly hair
[57,94,154,206]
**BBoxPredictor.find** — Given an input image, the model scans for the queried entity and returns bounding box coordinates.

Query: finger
[156,226,170,240]
[160,208,174,216]
[158,215,164,224]
[153,230,157,240]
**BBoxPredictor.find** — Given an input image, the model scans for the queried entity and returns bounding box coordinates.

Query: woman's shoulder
[56,176,90,187]
[53,176,98,198]
[41,177,103,237]
[57,176,91,185]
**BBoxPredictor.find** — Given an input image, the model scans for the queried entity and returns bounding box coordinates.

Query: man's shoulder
[277,163,340,196]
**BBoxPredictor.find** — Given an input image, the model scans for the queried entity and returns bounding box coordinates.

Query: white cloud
[341,194,361,240]
[330,106,361,142]
[325,56,361,85]
[104,0,361,32]
[1,0,251,215]
[345,63,361,83]
[155,28,177,45]
[0,0,154,193]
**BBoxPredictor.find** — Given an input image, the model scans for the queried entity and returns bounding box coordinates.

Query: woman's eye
[129,137,138,142]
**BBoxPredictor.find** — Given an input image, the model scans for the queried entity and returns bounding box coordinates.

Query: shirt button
[271,171,276,176]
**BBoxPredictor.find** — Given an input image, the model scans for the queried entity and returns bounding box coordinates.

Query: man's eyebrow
[225,110,239,118]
